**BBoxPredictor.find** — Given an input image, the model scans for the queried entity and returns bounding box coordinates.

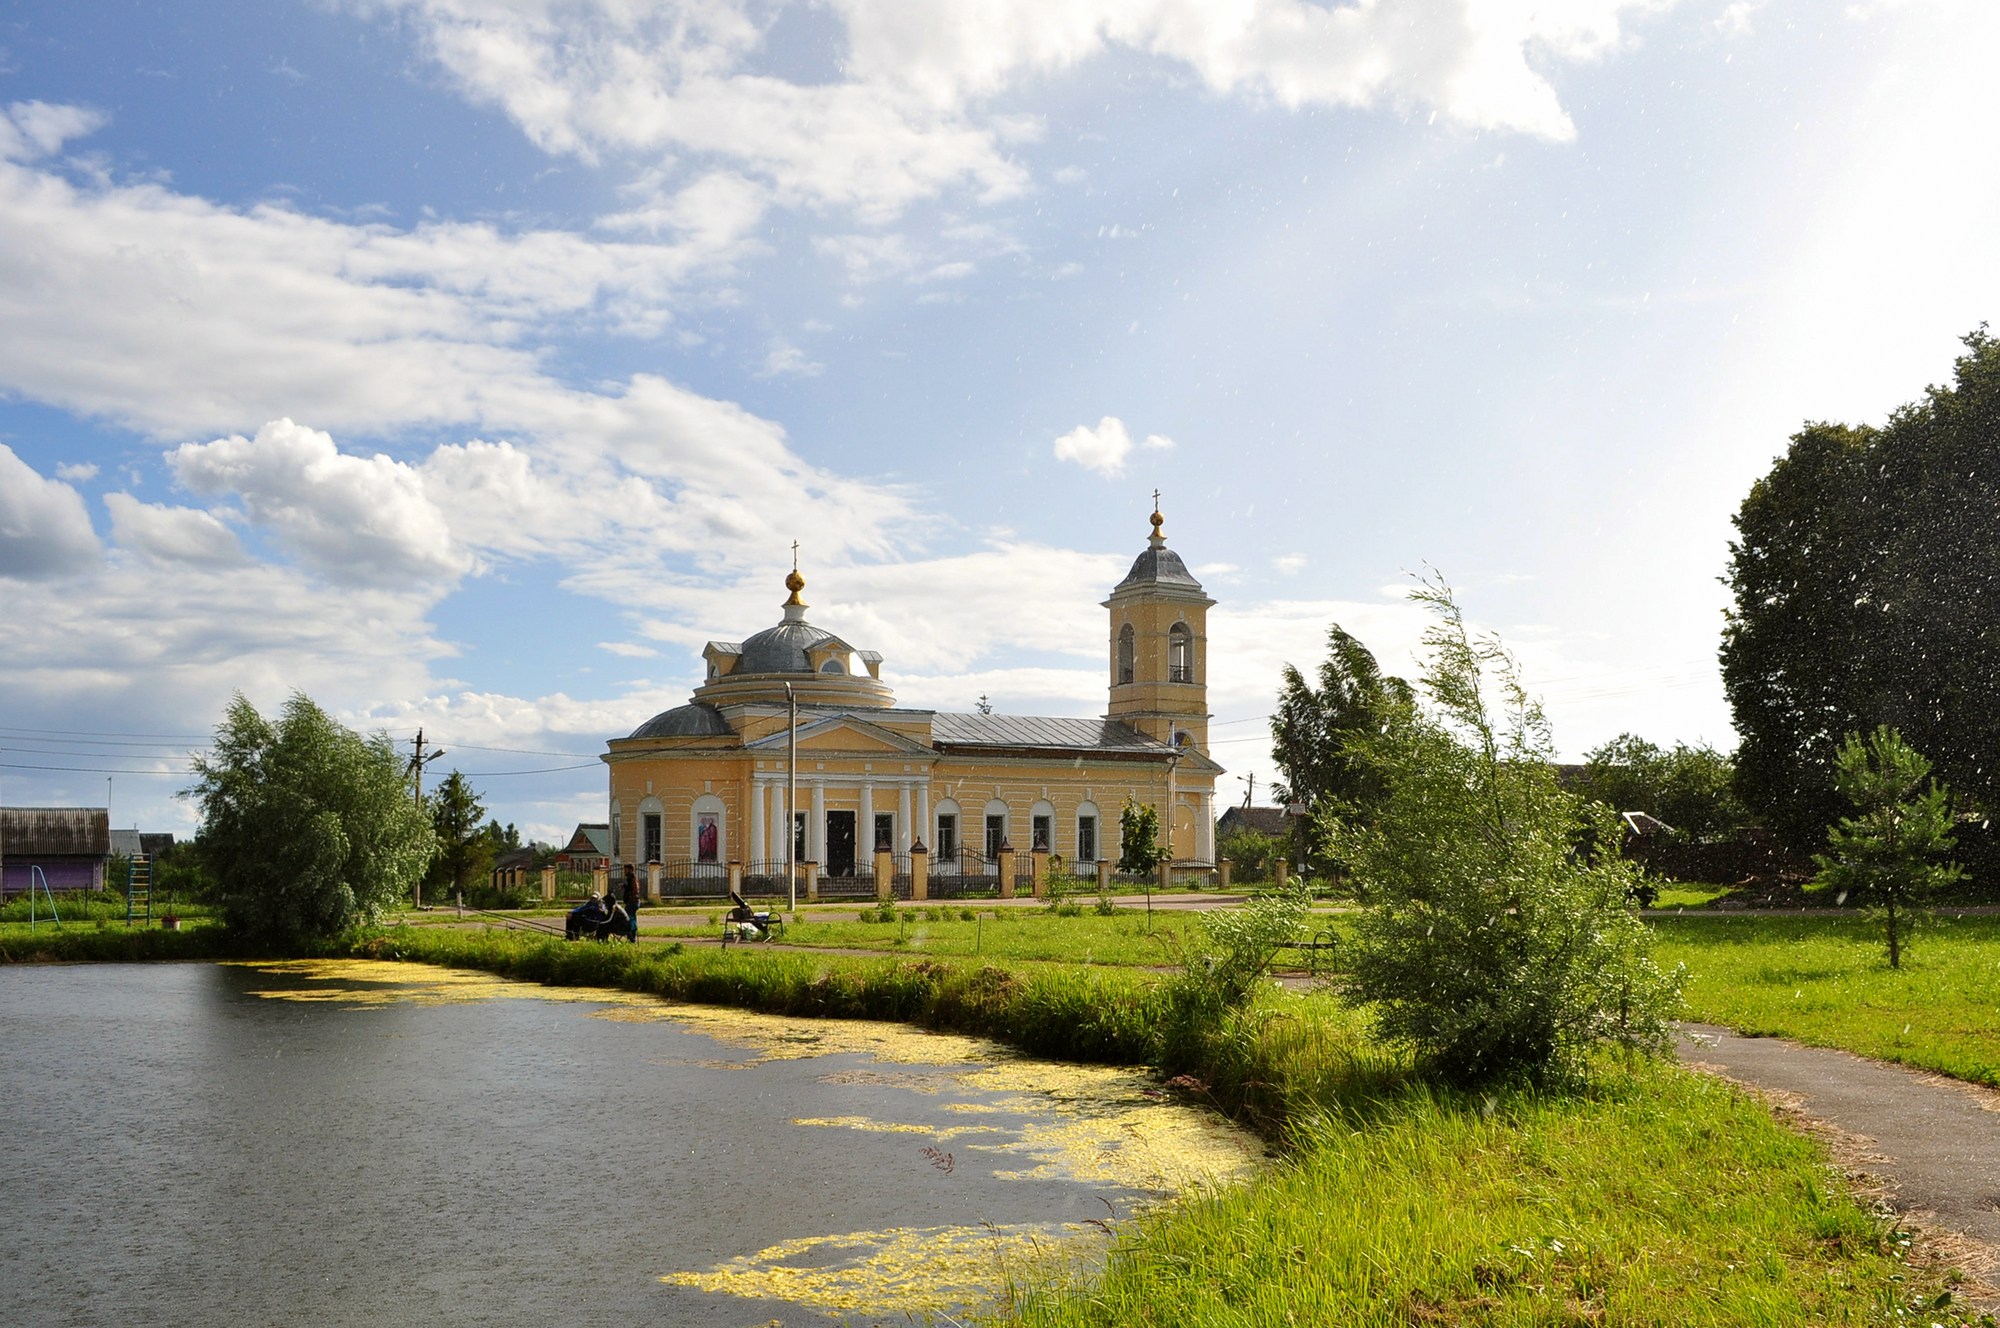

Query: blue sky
[2,0,1995,844]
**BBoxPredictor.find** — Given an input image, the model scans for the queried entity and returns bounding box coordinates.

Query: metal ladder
[126,853,151,926]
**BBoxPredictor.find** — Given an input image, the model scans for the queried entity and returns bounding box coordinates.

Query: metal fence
[647,859,732,899]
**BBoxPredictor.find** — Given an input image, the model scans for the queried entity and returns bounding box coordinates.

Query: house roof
[1217,806,1290,838]
[563,823,612,856]
[1,807,111,857]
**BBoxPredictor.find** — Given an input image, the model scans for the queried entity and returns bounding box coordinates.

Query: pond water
[0,961,1262,1327]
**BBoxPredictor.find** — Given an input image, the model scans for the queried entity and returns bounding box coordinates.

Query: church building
[601,508,1223,887]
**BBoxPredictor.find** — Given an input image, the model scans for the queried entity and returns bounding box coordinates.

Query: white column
[773,783,789,865]
[897,783,912,853]
[811,783,826,863]
[750,780,766,864]
[860,782,875,851]
[918,782,931,846]
[1197,791,1214,864]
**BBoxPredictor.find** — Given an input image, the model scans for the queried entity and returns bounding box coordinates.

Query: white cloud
[171,419,472,587]
[104,492,247,566]
[1272,552,1307,574]
[55,460,99,482]
[0,100,107,162]
[363,0,1667,234]
[0,444,100,578]
[598,641,659,658]
[1051,416,1173,477]
[758,339,824,378]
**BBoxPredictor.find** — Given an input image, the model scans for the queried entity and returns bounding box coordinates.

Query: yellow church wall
[1106,594,1212,748]
[605,745,1218,869]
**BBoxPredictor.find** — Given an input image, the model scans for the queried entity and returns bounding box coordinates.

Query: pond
[0,961,1263,1326]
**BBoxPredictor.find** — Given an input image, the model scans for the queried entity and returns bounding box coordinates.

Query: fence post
[873,843,894,902]
[910,840,929,901]
[592,867,608,896]
[1218,857,1233,888]
[727,860,743,898]
[646,863,662,900]
[1096,858,1111,893]
[997,843,1016,899]
[1030,847,1050,898]
[1274,859,1289,889]
[541,866,555,902]
[805,860,820,902]
[1156,857,1172,895]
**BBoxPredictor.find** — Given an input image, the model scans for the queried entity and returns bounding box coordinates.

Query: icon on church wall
[696,813,720,864]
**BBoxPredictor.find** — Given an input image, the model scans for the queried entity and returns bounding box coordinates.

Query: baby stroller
[721,889,780,944]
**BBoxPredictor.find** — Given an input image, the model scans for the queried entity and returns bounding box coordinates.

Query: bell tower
[1105,502,1213,751]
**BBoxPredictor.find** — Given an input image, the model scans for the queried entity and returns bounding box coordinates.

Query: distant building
[556,824,612,872]
[490,844,540,891]
[108,830,177,860]
[1,807,111,892]
[601,508,1223,881]
[1215,805,1290,840]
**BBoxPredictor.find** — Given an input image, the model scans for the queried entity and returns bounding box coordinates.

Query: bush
[1153,884,1312,1073]
[1216,828,1282,882]
[1332,576,1681,1087]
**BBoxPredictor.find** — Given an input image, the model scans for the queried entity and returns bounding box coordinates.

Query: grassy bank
[0,918,237,963]
[1009,1063,1938,1326]
[1651,913,2000,1087]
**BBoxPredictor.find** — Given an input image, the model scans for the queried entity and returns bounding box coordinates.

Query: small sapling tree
[187,692,434,946]
[1117,797,1166,874]
[1332,575,1681,1087]
[1813,726,1963,969]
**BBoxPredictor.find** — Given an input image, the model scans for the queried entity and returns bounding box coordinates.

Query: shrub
[1332,576,1681,1087]
[1153,884,1312,1073]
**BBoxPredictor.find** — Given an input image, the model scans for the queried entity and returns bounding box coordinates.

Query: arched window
[691,794,726,870]
[1168,622,1193,683]
[1117,623,1135,685]
[819,658,845,674]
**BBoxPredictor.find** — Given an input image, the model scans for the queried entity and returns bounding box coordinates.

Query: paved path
[1677,1023,2000,1264]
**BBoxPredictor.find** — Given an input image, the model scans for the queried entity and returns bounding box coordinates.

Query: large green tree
[424,771,494,901]
[187,692,434,944]
[1724,329,2000,856]
[1269,624,1408,871]
[1332,577,1680,1086]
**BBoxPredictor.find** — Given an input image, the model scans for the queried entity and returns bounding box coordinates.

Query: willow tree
[187,692,433,945]
[1334,577,1680,1086]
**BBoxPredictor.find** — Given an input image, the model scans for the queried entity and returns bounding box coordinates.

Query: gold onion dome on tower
[784,567,807,607]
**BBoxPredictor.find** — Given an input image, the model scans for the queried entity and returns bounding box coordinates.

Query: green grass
[1006,1059,1952,1326]
[1651,912,2000,1087]
[1650,884,1732,909]
[758,910,1194,967]
[0,917,236,962]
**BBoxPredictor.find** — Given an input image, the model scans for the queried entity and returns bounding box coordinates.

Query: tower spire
[1148,490,1165,548]
[783,541,807,616]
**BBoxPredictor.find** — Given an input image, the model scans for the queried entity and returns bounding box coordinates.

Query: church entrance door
[825,811,857,877]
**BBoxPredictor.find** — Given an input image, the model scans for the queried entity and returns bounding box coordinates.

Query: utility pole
[407,728,447,908]
[1240,772,1255,808]
[786,681,798,915]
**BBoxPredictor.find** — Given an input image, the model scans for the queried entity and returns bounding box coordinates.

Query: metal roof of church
[1113,544,1203,592]
[930,713,1166,751]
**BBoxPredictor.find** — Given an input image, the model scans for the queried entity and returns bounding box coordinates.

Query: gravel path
[1677,1022,2000,1270]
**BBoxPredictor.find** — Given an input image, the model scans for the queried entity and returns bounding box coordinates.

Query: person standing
[621,863,641,942]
